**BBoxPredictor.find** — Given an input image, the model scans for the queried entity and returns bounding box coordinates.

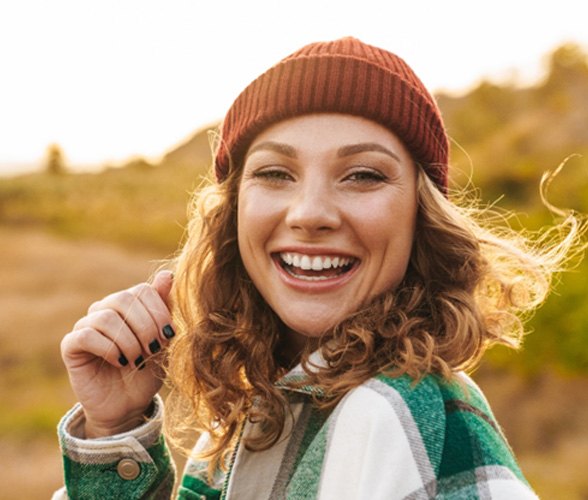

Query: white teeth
[290,274,330,281]
[300,255,312,270]
[279,252,354,271]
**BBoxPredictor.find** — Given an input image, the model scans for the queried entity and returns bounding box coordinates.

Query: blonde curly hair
[164,158,584,472]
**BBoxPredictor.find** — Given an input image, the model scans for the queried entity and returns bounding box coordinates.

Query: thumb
[152,270,174,307]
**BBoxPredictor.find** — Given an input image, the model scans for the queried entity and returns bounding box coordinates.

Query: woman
[55,37,580,499]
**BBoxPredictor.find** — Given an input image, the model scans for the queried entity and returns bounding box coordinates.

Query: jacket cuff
[57,395,174,499]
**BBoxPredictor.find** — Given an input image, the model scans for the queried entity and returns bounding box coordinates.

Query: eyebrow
[337,143,401,162]
[246,141,298,159]
[245,141,401,162]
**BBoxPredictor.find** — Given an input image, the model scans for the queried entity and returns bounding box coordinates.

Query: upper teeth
[280,253,353,271]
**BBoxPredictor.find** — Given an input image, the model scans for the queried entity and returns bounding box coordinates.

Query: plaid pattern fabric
[56,364,538,499]
[54,395,175,500]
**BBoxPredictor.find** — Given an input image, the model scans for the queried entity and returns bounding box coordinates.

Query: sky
[1,0,588,175]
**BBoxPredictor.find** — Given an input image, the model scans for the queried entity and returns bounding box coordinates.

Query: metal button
[117,458,141,480]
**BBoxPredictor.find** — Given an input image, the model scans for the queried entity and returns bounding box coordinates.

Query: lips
[275,252,358,281]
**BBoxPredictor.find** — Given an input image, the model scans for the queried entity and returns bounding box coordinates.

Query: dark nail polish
[162,324,175,339]
[119,355,129,366]
[149,339,161,354]
[134,355,144,368]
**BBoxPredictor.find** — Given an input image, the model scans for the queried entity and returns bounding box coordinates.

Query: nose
[284,181,341,234]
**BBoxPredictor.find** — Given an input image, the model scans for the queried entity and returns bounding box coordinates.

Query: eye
[343,167,388,184]
[251,166,294,183]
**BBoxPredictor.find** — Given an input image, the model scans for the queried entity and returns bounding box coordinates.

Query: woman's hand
[60,270,175,438]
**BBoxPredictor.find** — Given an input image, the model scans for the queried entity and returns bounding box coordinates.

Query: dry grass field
[1,226,587,499]
[0,226,165,498]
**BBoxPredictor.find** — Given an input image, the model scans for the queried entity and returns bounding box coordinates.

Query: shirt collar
[274,348,328,397]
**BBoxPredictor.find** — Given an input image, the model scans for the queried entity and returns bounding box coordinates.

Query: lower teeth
[284,265,347,281]
[289,272,331,281]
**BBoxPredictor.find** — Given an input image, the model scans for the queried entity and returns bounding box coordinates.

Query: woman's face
[238,114,418,348]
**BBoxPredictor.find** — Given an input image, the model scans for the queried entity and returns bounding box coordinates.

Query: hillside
[160,121,216,169]
[0,125,216,253]
[438,43,588,211]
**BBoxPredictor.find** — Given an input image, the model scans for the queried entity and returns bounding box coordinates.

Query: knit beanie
[215,37,449,193]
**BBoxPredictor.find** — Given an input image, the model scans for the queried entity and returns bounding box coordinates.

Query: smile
[276,252,358,281]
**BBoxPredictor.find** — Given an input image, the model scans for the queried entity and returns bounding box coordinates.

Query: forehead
[246,113,412,160]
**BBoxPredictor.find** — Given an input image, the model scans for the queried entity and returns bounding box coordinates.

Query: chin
[281,314,344,341]
[277,302,360,340]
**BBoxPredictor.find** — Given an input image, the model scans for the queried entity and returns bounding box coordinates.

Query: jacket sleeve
[55,395,175,499]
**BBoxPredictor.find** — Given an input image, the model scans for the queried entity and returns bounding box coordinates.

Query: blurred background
[1,1,588,498]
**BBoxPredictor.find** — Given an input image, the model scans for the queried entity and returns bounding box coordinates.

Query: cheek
[355,198,417,282]
[352,194,417,241]
[238,186,285,233]
[237,191,277,270]
[237,201,257,267]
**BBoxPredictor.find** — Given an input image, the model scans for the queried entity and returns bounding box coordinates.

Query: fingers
[146,270,176,341]
[78,277,176,368]
[62,326,130,369]
[152,270,174,307]
[73,310,146,369]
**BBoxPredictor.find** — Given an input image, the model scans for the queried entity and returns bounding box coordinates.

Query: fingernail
[134,355,144,368]
[149,339,161,354]
[162,324,175,339]
[119,355,129,366]
[161,270,174,280]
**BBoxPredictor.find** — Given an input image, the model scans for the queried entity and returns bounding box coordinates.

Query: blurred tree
[545,43,588,83]
[541,43,588,110]
[45,143,67,175]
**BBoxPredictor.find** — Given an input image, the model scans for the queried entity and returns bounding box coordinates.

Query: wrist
[83,403,154,439]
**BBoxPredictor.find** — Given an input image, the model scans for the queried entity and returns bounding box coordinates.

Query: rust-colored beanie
[215,37,449,193]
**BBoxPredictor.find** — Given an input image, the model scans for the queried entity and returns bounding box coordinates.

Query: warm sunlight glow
[1,0,587,174]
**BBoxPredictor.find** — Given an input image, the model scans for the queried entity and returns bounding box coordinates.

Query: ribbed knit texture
[215,37,449,193]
